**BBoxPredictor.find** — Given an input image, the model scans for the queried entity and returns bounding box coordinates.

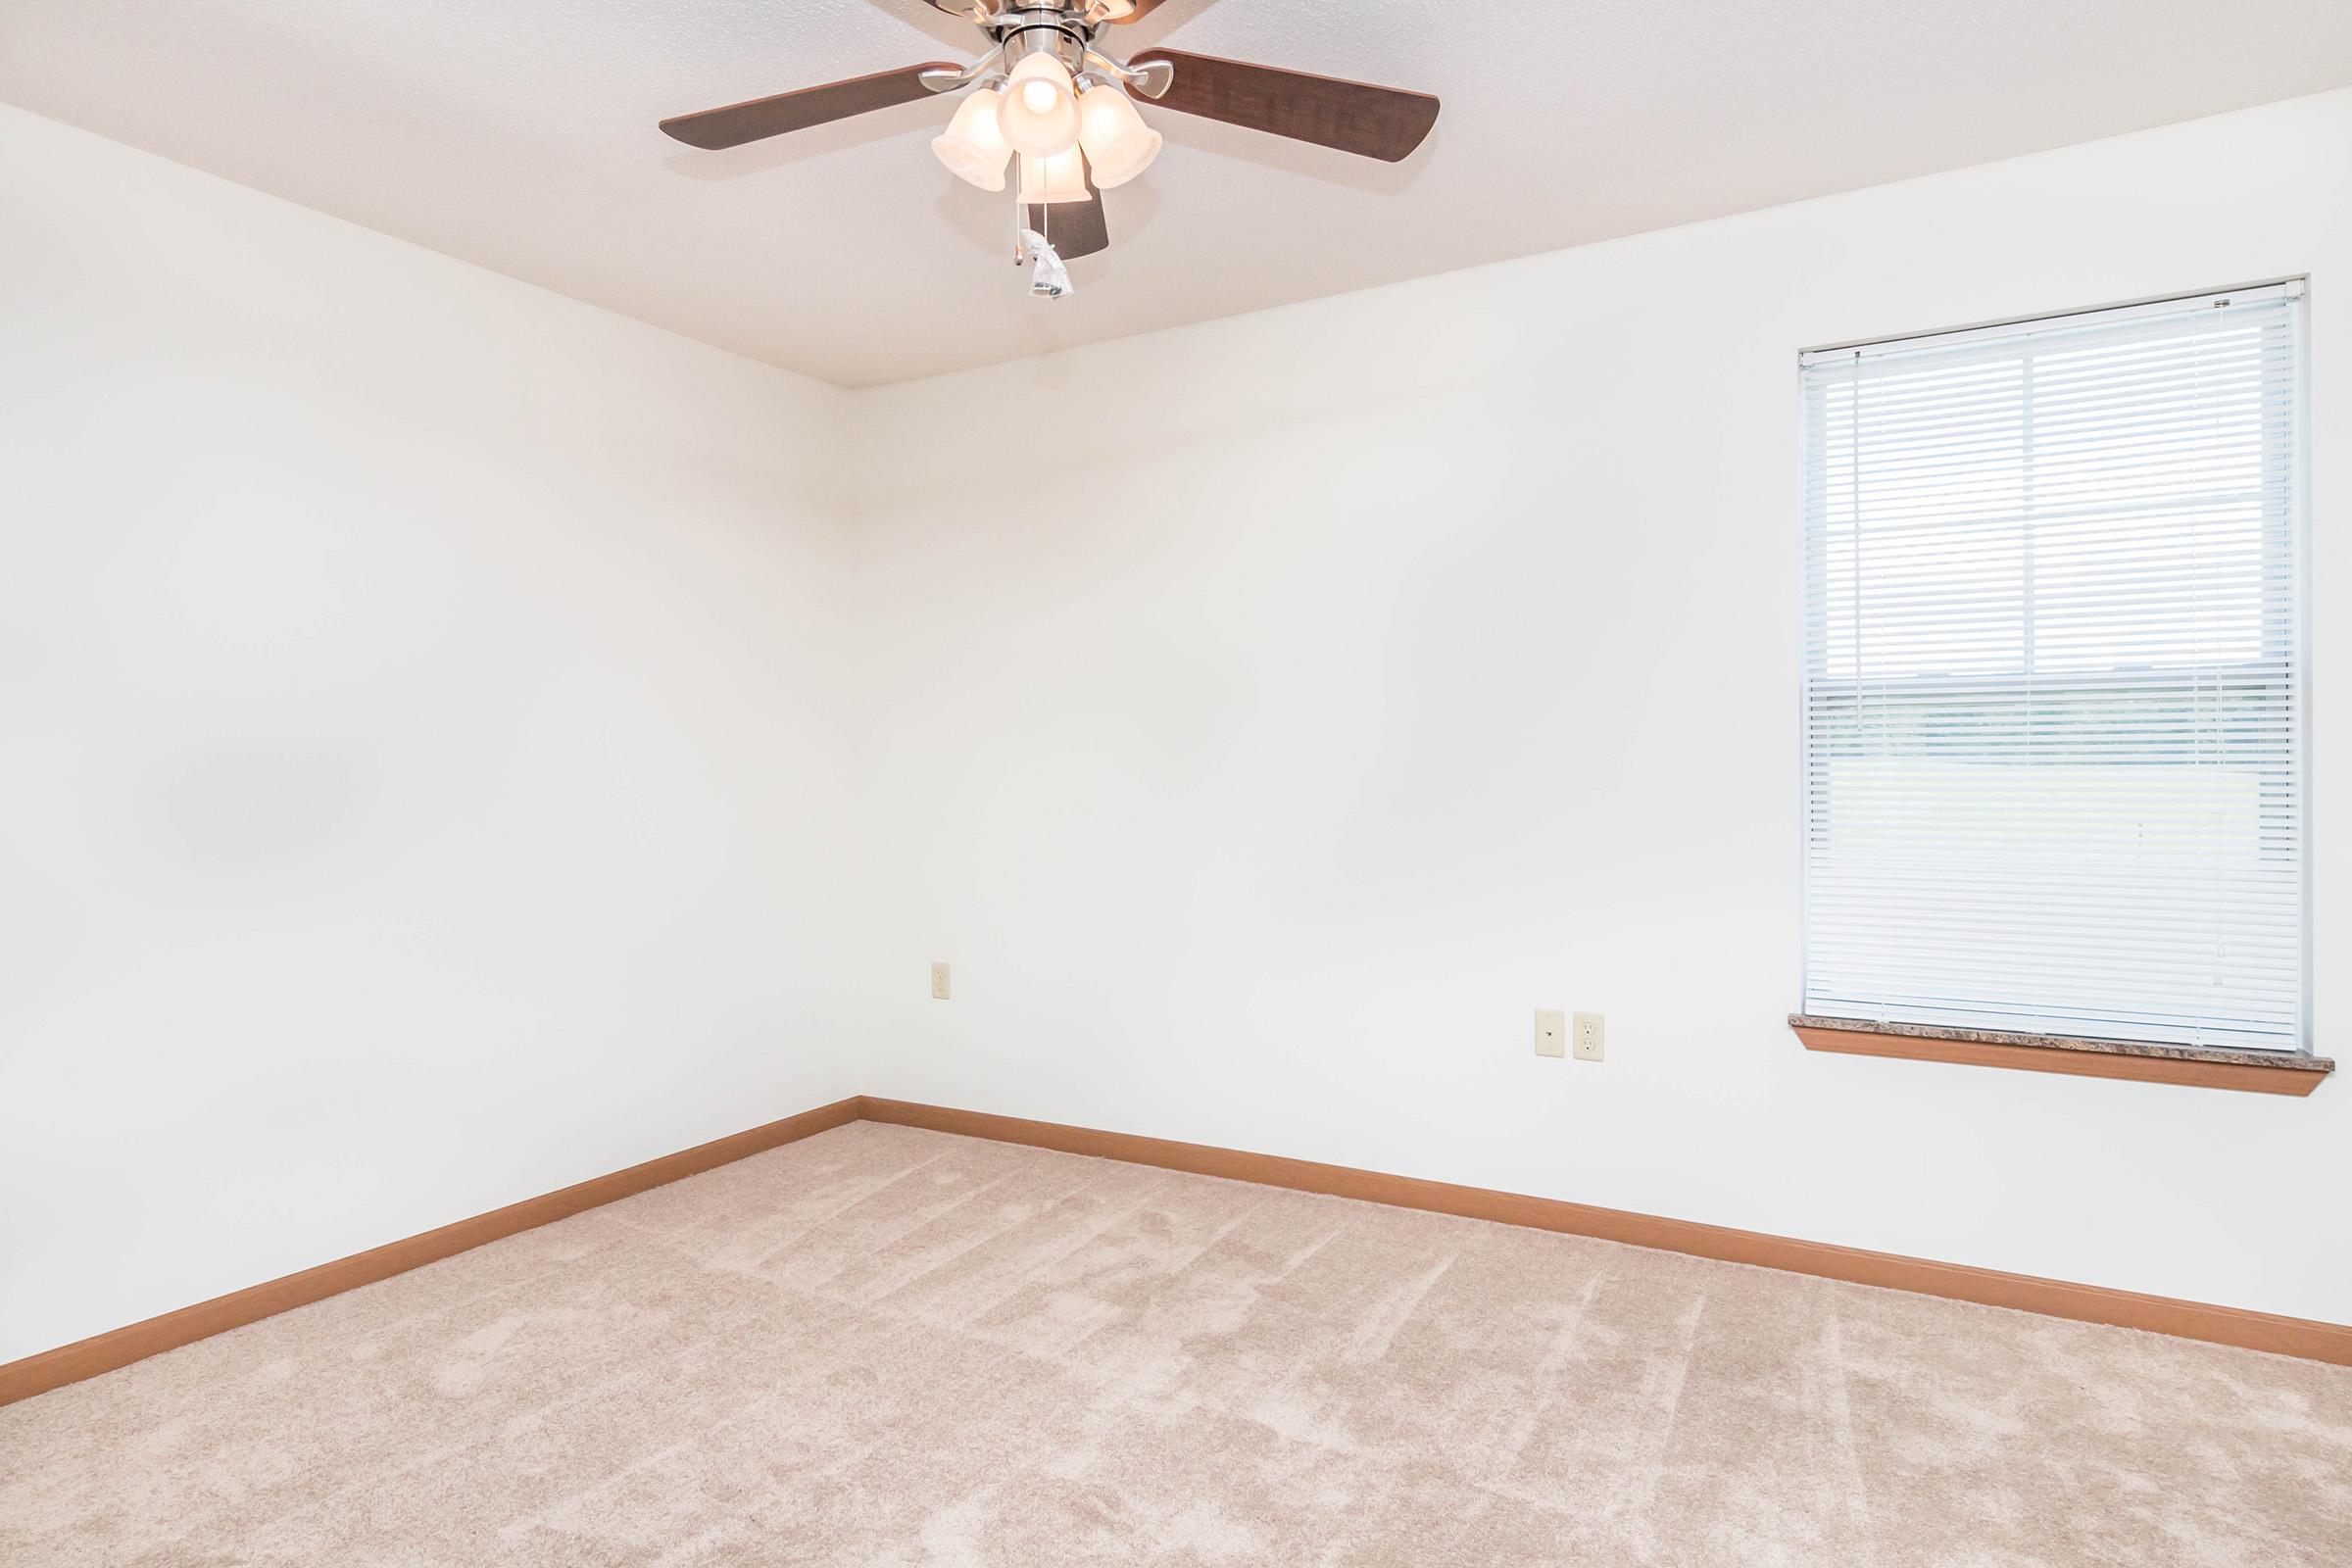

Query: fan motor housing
[929,0,1116,38]
[995,6,1099,66]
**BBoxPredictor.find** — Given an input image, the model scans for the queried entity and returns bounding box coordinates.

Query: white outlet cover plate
[1573,1011,1604,1060]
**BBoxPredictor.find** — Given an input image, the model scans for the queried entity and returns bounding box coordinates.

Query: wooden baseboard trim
[9,1089,2344,1408]
[858,1097,2352,1367]
[0,1096,863,1409]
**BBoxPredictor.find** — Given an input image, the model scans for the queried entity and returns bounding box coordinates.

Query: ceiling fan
[659,0,1440,297]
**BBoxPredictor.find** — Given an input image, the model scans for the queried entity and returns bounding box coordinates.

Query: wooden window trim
[1790,1015,2332,1096]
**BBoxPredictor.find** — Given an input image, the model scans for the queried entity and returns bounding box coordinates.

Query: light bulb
[1075,81,1162,188]
[998,53,1079,158]
[1016,146,1089,205]
[930,84,1012,191]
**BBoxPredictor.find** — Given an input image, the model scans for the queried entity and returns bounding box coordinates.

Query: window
[1800,283,2306,1053]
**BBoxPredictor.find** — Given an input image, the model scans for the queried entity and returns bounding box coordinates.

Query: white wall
[850,88,2352,1325]
[0,104,863,1362]
[8,85,2348,1366]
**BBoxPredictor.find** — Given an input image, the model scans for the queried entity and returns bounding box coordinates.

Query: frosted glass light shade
[999,54,1080,157]
[1075,82,1161,188]
[1017,146,1089,205]
[931,85,1011,191]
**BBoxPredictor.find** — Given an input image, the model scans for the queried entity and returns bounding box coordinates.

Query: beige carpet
[5,1122,2349,1566]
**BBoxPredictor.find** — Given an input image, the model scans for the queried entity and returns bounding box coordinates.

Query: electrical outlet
[1534,1008,1566,1057]
[1573,1011,1604,1061]
[930,961,951,1001]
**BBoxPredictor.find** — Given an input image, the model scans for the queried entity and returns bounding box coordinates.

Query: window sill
[1788,1015,2332,1096]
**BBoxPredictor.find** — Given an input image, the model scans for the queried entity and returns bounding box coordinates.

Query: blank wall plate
[930,961,951,1001]
[1534,1008,1566,1057]
[1573,1011,1604,1060]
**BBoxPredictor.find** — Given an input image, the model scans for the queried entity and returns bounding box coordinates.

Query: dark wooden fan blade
[1125,49,1439,162]
[661,63,958,150]
[1025,180,1109,260]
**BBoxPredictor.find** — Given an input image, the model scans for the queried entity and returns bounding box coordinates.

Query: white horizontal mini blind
[1800,284,2305,1051]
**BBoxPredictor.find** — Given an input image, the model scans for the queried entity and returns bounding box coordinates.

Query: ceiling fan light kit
[659,1,1441,296]
[1074,79,1161,187]
[1018,147,1091,204]
[932,84,1013,190]
[997,50,1083,158]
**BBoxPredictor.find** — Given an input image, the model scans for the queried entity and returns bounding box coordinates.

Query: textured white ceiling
[5,1,2350,386]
